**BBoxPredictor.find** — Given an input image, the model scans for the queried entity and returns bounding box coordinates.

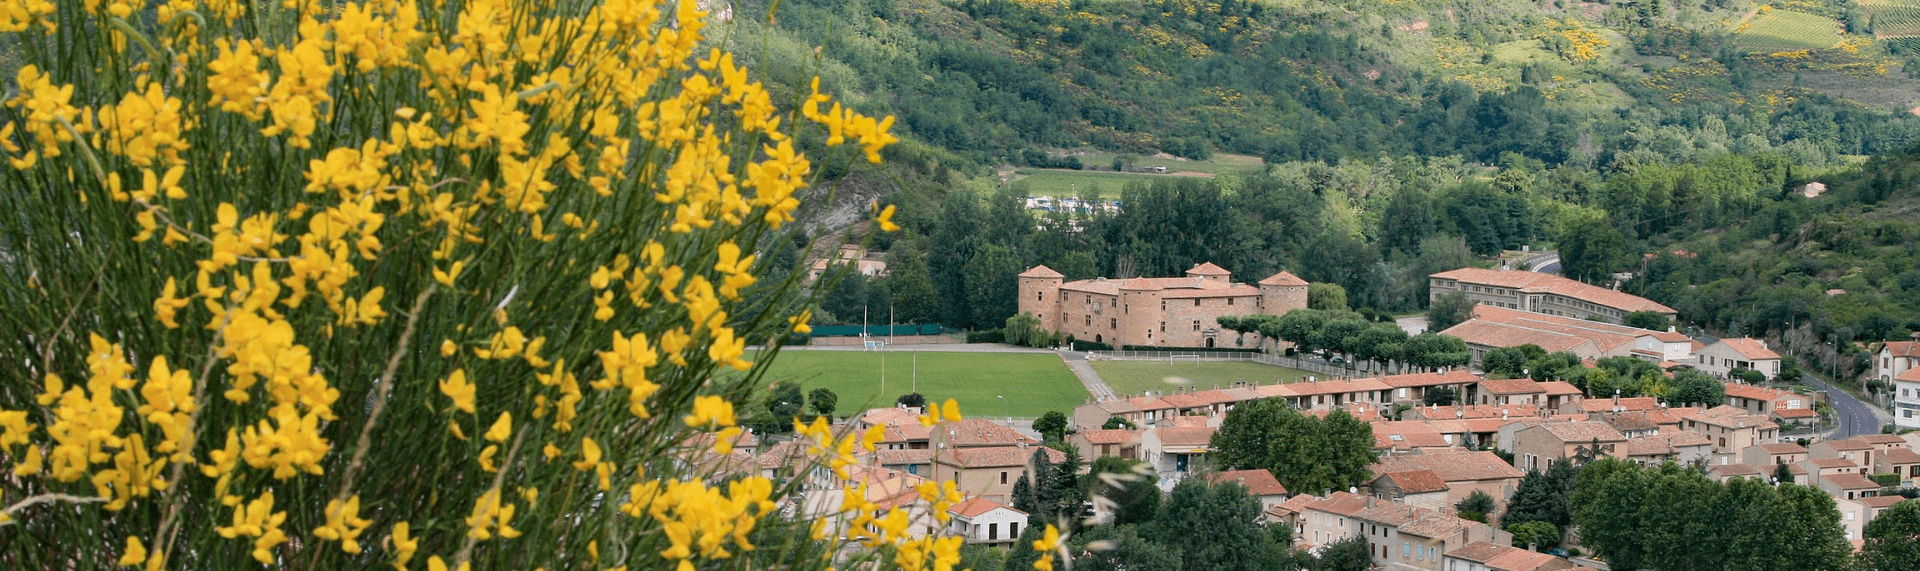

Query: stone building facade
[1017,262,1308,348]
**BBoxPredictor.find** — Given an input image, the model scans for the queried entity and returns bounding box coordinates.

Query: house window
[989,523,998,541]
[1000,471,1008,485]
[1161,300,1166,311]
[1402,543,1409,557]
[1110,318,1117,330]
[1086,315,1092,326]
[1160,322,1166,332]
[1193,320,1201,331]
[1193,299,1200,307]
[1036,291,1043,301]
[1228,298,1234,306]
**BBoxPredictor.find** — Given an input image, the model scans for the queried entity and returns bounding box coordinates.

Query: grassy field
[747,350,1088,417]
[1077,152,1265,175]
[1006,169,1173,198]
[1091,360,1313,398]
[1734,10,1843,51]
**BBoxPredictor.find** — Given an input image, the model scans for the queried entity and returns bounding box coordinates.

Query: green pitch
[1092,360,1313,398]
[750,350,1089,418]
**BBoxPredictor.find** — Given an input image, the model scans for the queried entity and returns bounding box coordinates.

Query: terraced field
[1733,9,1844,51]
[1863,0,1920,37]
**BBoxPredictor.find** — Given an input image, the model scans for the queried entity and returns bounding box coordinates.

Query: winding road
[1802,374,1883,439]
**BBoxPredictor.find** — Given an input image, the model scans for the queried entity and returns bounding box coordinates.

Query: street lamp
[997,395,1008,423]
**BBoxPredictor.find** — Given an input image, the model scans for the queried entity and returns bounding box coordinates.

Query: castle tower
[1118,277,1160,347]
[1258,271,1309,316]
[1017,265,1066,333]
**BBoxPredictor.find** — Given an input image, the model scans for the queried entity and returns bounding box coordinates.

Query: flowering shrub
[0,1,1042,570]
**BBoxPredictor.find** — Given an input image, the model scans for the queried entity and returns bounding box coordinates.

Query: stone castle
[1016,262,1308,348]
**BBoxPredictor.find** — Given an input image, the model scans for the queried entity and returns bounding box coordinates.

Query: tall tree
[963,243,1023,329]
[1425,291,1476,331]
[1149,478,1273,571]
[1856,500,1920,571]
[807,388,839,418]
[1308,282,1350,311]
[1316,535,1373,571]
[1067,525,1183,571]
[1559,215,1630,285]
[1666,369,1726,407]
[1033,411,1069,443]
[1210,398,1373,494]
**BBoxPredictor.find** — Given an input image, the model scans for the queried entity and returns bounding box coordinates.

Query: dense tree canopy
[1210,399,1375,494]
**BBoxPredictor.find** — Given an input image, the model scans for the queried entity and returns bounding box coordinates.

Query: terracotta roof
[1602,412,1659,432]
[1479,379,1548,395]
[1259,378,1392,398]
[1666,431,1711,447]
[1824,473,1880,490]
[1269,493,1319,518]
[1861,496,1912,508]
[1714,338,1780,361]
[938,446,1063,468]
[1374,451,1524,483]
[1440,320,1599,354]
[1885,341,1920,358]
[1406,404,1542,420]
[1652,330,1693,343]
[1187,262,1232,276]
[1807,457,1858,469]
[1303,491,1371,517]
[1882,448,1920,464]
[757,440,811,469]
[874,449,936,466]
[1375,430,1455,451]
[1773,408,1818,419]
[1355,502,1426,526]
[1537,381,1583,396]
[862,407,920,427]
[937,419,1038,447]
[1160,284,1261,299]
[1724,382,1794,401]
[1757,442,1808,455]
[1858,434,1909,446]
[1900,367,1920,383]
[1152,426,1217,448]
[1159,392,1210,409]
[1487,549,1566,571]
[1258,271,1308,286]
[1709,463,1765,477]
[1685,405,1776,429]
[1625,436,1676,457]
[1820,438,1875,451]
[1378,370,1480,388]
[1430,267,1676,313]
[1018,265,1065,279]
[1446,542,1517,563]
[949,496,1026,519]
[1470,306,1644,353]
[1534,421,1627,443]
[1378,469,1450,494]
[1079,429,1141,445]
[1208,469,1289,496]
[1060,279,1122,296]
[1170,415,1216,428]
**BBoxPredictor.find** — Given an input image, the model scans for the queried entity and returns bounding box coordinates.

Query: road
[1803,374,1883,439]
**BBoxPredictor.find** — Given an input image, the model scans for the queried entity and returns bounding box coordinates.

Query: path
[1803,373,1888,439]
[1060,350,1118,402]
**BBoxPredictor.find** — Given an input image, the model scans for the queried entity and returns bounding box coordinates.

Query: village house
[1351,498,1512,571]
[946,497,1029,546]
[1706,462,1768,483]
[1472,379,1549,407]
[1681,405,1780,459]
[797,464,937,540]
[1428,267,1677,324]
[1441,305,1697,366]
[1069,428,1142,461]
[1810,438,1883,472]
[1017,262,1308,348]
[1139,425,1217,484]
[1380,370,1483,407]
[807,244,889,282]
[1897,366,1920,430]
[1835,496,1868,542]
[1818,471,1883,501]
[1743,442,1810,478]
[1622,432,1714,466]
[1207,469,1290,509]
[1373,451,1527,516]
[927,419,1058,503]
[1257,377,1393,410]
[1722,382,1817,425]
[1370,469,1453,513]
[1875,340,1920,383]
[1694,338,1782,380]
[1300,492,1372,548]
[1511,421,1626,471]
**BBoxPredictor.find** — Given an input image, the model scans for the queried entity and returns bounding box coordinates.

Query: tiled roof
[1377,370,1480,388]
[1208,469,1289,496]
[1446,542,1516,563]
[1885,341,1920,358]
[1079,429,1141,445]
[1773,408,1818,419]
[1824,473,1880,490]
[862,407,920,427]
[1686,405,1777,429]
[1355,502,1425,526]
[1470,306,1643,353]
[1806,457,1858,469]
[1152,426,1217,448]
[1666,431,1711,447]
[1018,265,1065,279]
[1439,320,1597,354]
[1170,415,1216,428]
[757,440,811,469]
[1375,430,1455,451]
[1487,549,1565,571]
[1378,469,1450,494]
[1535,421,1626,443]
[1269,493,1319,517]
[1820,438,1876,451]
[937,419,1038,447]
[1600,412,1659,432]
[1625,436,1676,457]
[1708,463,1765,477]
[874,449,935,466]
[1479,379,1548,395]
[950,496,1026,518]
[1430,267,1676,313]
[1060,279,1122,296]
[1406,404,1542,420]
[1900,367,1920,383]
[1374,451,1525,482]
[1259,378,1392,398]
[1881,448,1920,464]
[1861,496,1912,508]
[1724,382,1794,401]
[1303,491,1371,517]
[1757,442,1808,454]
[1857,434,1910,446]
[938,446,1062,468]
[1187,262,1232,276]
[1258,271,1308,286]
[1538,381,1583,396]
[1160,284,1261,299]
[1160,392,1209,409]
[1715,338,1780,360]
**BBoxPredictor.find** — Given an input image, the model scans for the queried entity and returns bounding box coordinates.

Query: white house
[1695,338,1781,380]
[1896,363,1920,431]
[1876,341,1920,382]
[946,497,1029,546]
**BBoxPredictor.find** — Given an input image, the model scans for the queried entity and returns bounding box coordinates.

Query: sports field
[749,350,1088,418]
[1091,360,1312,397]
[1733,10,1843,51]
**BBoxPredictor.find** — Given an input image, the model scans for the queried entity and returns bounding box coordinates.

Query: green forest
[731,0,1920,385]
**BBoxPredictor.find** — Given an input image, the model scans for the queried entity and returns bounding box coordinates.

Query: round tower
[1258,271,1309,316]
